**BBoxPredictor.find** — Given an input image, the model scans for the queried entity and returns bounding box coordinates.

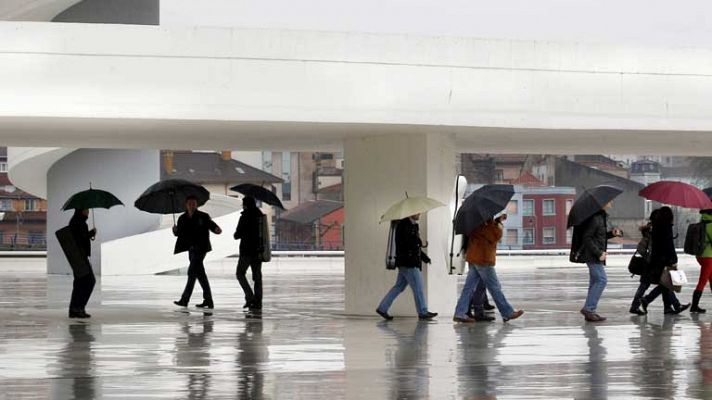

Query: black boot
[691,290,707,313]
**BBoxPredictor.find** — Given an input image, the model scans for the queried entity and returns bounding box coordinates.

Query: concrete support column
[344,133,458,316]
[47,149,160,275]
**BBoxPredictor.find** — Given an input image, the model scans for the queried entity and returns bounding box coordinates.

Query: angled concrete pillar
[344,133,458,316]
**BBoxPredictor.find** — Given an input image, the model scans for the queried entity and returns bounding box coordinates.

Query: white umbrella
[379,194,445,223]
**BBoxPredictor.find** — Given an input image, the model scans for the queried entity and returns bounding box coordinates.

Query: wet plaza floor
[2,258,712,399]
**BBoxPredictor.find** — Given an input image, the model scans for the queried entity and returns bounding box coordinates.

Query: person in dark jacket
[631,208,689,315]
[376,214,438,320]
[68,209,96,318]
[639,207,690,315]
[234,197,265,311]
[173,196,222,309]
[572,202,622,322]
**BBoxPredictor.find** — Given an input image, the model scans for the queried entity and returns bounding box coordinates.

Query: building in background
[275,200,344,250]
[521,186,576,250]
[0,148,47,249]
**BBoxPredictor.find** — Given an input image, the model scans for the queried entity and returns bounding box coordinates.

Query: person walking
[639,207,690,315]
[630,210,657,315]
[234,196,265,311]
[68,209,97,319]
[173,195,222,309]
[376,213,438,321]
[453,215,523,323]
[573,201,622,322]
[691,209,712,313]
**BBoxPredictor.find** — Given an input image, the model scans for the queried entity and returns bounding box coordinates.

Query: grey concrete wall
[555,158,645,220]
[52,0,159,25]
[47,149,160,275]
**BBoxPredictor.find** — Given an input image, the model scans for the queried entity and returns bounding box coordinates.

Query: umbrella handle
[448,175,462,275]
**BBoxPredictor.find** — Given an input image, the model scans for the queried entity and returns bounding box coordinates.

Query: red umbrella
[639,181,712,209]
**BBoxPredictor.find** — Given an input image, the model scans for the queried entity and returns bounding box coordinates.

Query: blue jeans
[584,263,607,313]
[377,267,428,316]
[455,264,514,319]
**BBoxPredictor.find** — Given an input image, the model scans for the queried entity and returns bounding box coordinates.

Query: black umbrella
[134,179,210,225]
[454,184,514,235]
[62,185,124,230]
[229,183,285,210]
[62,188,123,211]
[566,185,623,228]
[704,187,712,200]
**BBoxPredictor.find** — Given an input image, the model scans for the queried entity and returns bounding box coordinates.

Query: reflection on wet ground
[2,259,712,399]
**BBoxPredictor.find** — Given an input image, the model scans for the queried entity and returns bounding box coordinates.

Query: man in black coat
[376,214,438,320]
[173,196,222,309]
[68,209,96,318]
[570,203,622,322]
[234,197,265,311]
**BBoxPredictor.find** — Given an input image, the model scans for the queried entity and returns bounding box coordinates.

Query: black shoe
[243,302,252,309]
[80,310,91,318]
[676,303,691,314]
[484,303,496,311]
[418,314,435,321]
[195,302,214,309]
[664,309,676,315]
[426,311,438,318]
[376,309,393,321]
[174,300,188,307]
[640,299,649,314]
[249,304,262,311]
[629,308,646,316]
[474,315,495,322]
[68,310,90,319]
[692,291,707,313]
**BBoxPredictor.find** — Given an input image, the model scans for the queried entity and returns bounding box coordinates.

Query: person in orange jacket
[453,214,524,323]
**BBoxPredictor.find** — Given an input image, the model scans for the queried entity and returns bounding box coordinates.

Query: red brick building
[521,187,576,250]
[275,200,344,250]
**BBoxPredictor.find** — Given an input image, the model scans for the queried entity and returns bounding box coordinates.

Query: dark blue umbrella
[454,184,514,235]
[567,185,623,228]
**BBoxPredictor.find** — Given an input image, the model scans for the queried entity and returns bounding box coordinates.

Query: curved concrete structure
[0,0,81,21]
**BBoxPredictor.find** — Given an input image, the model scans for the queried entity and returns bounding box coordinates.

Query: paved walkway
[1,258,711,399]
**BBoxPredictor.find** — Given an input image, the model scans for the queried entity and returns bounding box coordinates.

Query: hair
[185,195,198,203]
[243,196,257,209]
[701,209,712,215]
[654,206,674,225]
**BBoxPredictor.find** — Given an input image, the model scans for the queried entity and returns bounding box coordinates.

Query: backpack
[684,222,712,256]
[385,221,398,270]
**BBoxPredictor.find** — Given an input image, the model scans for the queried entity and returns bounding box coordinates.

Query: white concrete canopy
[1,23,712,155]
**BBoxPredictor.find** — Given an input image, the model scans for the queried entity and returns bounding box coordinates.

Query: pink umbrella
[639,181,712,209]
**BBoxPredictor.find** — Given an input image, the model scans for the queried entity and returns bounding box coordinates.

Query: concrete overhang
[2,22,712,154]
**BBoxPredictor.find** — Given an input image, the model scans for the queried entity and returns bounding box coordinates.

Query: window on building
[543,199,556,216]
[543,227,556,244]
[281,152,292,201]
[24,199,36,211]
[0,199,12,211]
[495,169,504,182]
[0,162,7,173]
[506,200,518,215]
[566,228,573,245]
[505,229,518,246]
[565,199,574,215]
[523,228,535,245]
[522,200,534,216]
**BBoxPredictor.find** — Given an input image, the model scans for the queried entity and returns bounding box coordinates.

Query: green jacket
[702,213,712,258]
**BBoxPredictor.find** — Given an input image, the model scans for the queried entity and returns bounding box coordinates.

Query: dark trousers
[180,249,212,303]
[69,268,96,312]
[642,284,678,311]
[469,280,487,317]
[236,255,263,307]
